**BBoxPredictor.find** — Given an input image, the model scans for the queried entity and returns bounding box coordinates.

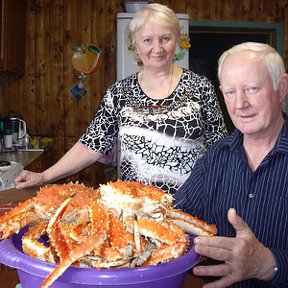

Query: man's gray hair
[218,42,285,90]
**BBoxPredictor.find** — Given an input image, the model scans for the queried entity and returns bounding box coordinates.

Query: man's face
[219,51,284,139]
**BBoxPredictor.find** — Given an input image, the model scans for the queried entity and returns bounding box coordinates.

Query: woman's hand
[193,208,277,288]
[14,170,46,189]
[14,142,102,190]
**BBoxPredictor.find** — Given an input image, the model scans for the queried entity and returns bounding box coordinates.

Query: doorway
[189,20,283,133]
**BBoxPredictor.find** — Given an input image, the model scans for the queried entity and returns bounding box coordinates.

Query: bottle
[23,133,30,149]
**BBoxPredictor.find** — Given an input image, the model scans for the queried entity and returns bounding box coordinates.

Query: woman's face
[134,19,177,70]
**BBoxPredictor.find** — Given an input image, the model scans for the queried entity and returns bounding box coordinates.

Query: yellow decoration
[72,44,102,75]
[179,33,191,49]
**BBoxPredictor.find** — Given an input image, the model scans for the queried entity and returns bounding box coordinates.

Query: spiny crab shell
[0,180,217,288]
[99,179,173,219]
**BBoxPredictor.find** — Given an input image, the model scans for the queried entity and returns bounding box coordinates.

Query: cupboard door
[0,0,7,70]
[0,0,26,75]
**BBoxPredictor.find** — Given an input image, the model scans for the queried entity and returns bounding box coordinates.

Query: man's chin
[235,122,258,135]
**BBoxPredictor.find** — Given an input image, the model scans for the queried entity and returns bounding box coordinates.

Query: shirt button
[248,193,254,198]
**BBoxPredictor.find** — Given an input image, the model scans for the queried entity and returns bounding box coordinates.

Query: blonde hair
[127,3,181,66]
[218,42,285,90]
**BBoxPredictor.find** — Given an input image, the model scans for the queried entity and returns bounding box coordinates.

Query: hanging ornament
[70,44,102,100]
[175,30,191,62]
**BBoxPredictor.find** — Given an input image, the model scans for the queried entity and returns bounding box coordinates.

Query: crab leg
[136,218,188,246]
[168,209,217,236]
[0,199,38,239]
[40,200,109,288]
[133,218,142,252]
[130,242,156,267]
[144,241,189,266]
[127,218,189,266]
[87,213,135,268]
[22,221,57,263]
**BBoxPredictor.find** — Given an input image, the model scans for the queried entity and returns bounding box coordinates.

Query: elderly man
[174,42,288,287]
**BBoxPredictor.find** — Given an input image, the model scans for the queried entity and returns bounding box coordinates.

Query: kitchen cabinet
[0,0,26,75]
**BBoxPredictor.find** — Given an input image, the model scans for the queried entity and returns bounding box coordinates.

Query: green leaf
[88,45,102,55]
[176,51,185,61]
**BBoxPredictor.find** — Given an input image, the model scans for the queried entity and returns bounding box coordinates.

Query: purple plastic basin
[0,228,200,288]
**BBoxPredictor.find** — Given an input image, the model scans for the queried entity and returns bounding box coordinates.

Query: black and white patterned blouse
[80,69,227,193]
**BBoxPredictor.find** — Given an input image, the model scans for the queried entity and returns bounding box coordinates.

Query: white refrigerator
[116,13,190,81]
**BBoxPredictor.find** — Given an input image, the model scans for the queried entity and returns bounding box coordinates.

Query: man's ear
[279,74,288,102]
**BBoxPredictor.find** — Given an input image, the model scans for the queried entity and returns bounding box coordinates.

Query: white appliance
[117,13,190,80]
[0,161,23,191]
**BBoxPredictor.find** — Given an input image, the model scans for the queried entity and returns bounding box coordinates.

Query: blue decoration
[70,81,88,101]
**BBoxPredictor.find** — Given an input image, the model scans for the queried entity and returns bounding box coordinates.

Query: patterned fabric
[80,69,227,193]
[174,118,288,287]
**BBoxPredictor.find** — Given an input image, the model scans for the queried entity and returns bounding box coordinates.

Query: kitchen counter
[0,149,44,168]
[0,188,205,288]
[0,186,38,204]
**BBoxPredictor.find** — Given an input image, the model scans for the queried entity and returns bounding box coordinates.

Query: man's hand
[192,208,276,288]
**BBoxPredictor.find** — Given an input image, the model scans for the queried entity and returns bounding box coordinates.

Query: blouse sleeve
[79,85,119,155]
[198,76,228,148]
[173,152,207,220]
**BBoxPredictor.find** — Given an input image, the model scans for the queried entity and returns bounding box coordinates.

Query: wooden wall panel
[49,0,65,165]
[21,0,36,134]
[75,0,92,135]
[35,0,50,134]
[63,0,78,140]
[0,0,287,188]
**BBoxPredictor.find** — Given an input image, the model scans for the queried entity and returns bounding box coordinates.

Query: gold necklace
[140,64,175,99]
[167,64,174,97]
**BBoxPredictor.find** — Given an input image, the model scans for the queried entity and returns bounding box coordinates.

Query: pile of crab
[0,180,216,288]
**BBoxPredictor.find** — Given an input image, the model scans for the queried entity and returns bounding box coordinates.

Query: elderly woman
[15,3,227,194]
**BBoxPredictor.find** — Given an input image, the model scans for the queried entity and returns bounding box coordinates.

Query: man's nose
[235,90,249,108]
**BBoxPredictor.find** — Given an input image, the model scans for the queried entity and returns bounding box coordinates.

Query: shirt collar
[219,129,242,153]
[274,116,288,154]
